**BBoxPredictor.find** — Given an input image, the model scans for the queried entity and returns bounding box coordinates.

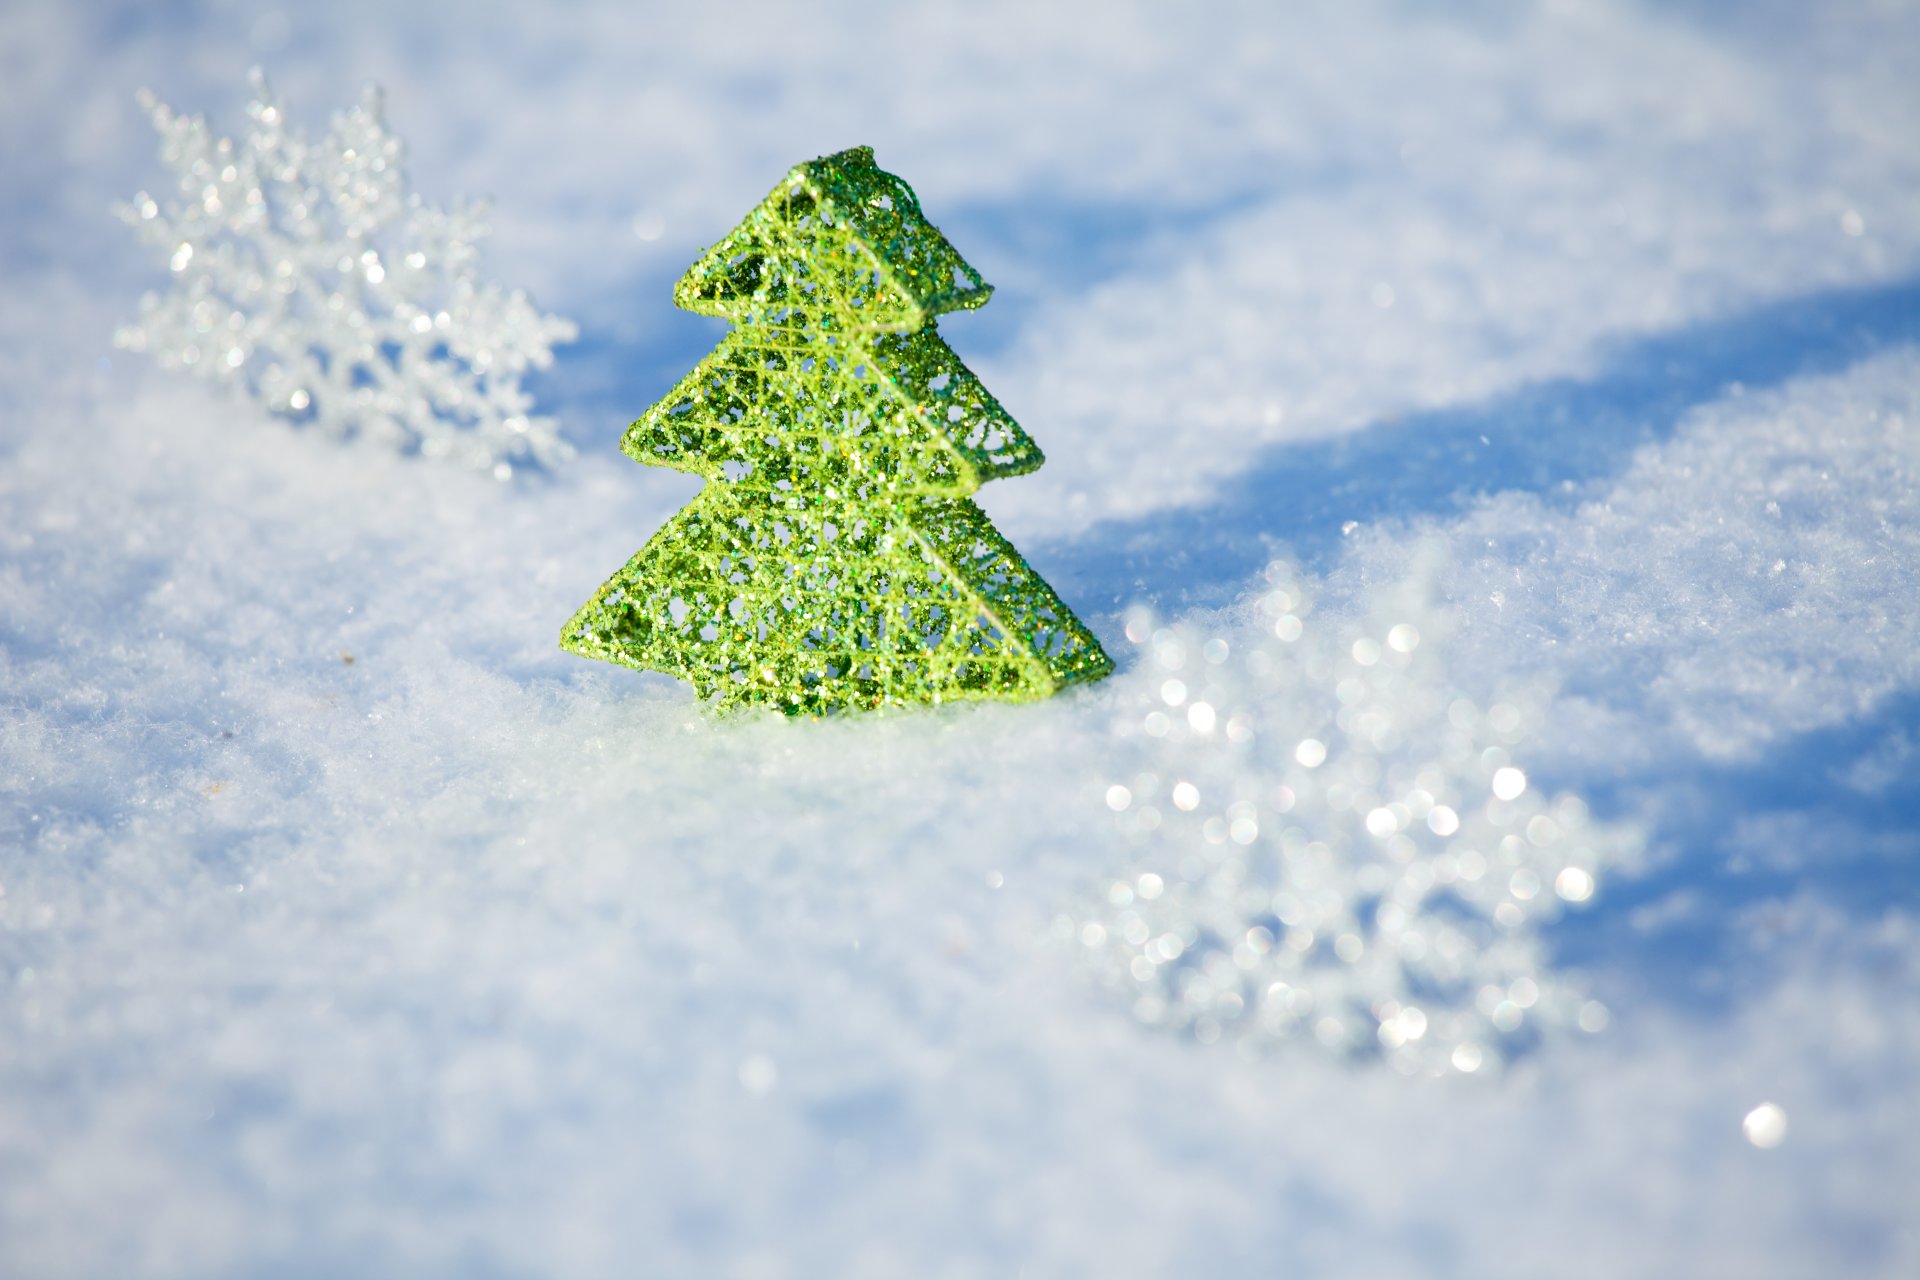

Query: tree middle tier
[624,323,1043,498]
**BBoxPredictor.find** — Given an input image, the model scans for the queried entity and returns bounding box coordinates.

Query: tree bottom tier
[560,488,1113,714]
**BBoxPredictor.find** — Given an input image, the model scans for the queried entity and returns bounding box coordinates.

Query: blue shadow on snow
[1037,275,1920,611]
[1552,688,1920,1011]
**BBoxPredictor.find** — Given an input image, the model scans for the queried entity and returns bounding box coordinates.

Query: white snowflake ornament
[115,70,578,476]
[1079,552,1639,1075]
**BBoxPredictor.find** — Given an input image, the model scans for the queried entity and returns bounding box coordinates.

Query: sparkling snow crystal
[115,70,577,475]
[1079,553,1640,1075]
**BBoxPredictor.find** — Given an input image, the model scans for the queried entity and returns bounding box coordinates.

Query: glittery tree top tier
[673,146,992,334]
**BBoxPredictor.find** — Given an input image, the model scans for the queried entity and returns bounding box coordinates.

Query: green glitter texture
[562,146,1113,714]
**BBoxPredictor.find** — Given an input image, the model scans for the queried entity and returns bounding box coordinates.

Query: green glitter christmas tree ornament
[561,146,1113,714]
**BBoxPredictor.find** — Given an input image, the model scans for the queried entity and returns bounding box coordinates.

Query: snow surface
[3,1,1918,1276]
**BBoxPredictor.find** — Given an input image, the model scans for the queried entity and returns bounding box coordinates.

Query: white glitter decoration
[114,70,578,475]
[1080,555,1639,1075]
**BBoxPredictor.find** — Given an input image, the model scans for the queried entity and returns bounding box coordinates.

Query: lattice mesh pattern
[564,493,1104,712]
[564,146,1110,713]
[674,147,991,331]
[625,326,1042,497]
